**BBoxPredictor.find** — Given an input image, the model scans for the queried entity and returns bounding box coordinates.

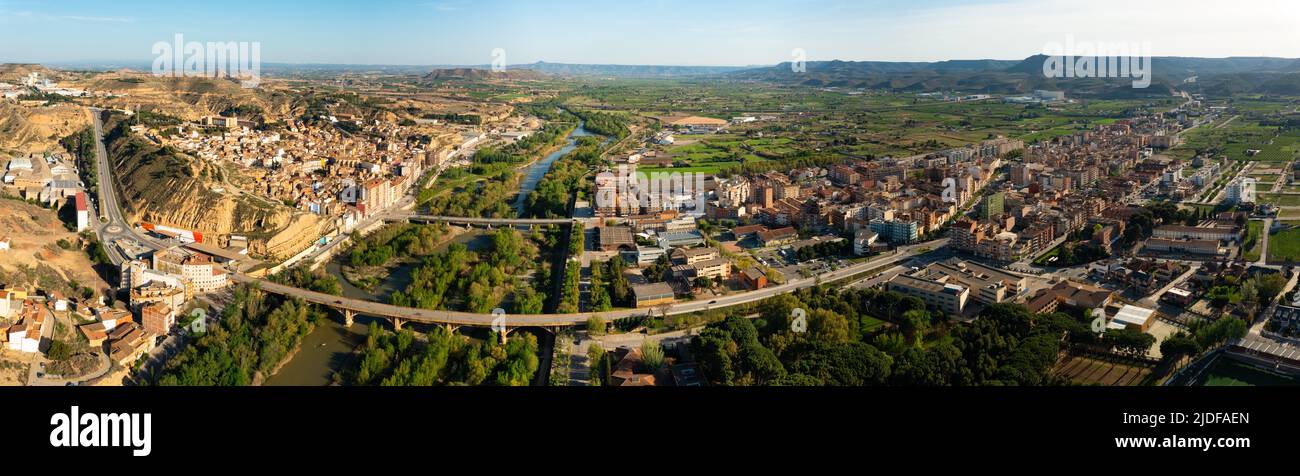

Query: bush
[586,315,607,336]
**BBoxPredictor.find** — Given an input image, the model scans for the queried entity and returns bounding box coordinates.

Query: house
[0,236,10,251]
[1162,287,1196,307]
[80,322,109,347]
[632,282,676,308]
[48,291,68,312]
[740,266,768,290]
[610,347,658,386]
[6,301,48,353]
[108,323,153,367]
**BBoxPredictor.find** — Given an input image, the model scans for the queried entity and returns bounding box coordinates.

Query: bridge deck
[235,275,595,327]
[389,215,575,226]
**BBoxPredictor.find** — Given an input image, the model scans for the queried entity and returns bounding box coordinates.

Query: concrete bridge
[232,274,595,343]
[230,240,937,343]
[386,214,576,228]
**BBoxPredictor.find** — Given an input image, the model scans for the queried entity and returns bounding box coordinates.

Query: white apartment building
[1226,177,1257,204]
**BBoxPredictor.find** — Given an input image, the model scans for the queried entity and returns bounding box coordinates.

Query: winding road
[88,108,168,266]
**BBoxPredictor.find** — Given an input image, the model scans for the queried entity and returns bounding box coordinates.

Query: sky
[0,0,1297,66]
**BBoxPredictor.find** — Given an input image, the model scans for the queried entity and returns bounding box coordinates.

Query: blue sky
[1,0,1297,65]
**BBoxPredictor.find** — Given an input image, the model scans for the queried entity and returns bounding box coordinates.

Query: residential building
[887,274,969,315]
[141,302,175,335]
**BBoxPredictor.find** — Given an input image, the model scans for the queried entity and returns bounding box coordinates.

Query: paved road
[1257,218,1273,266]
[29,351,111,387]
[88,108,168,266]
[241,238,946,327]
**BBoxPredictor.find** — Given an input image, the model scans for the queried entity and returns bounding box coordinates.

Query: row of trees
[349,323,538,386]
[154,285,331,386]
[590,256,634,311]
[690,286,1102,386]
[556,224,584,313]
[570,109,630,139]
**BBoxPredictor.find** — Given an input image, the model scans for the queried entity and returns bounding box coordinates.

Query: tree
[1104,329,1156,357]
[900,309,931,343]
[47,340,72,361]
[586,315,607,336]
[640,341,665,371]
[1159,332,1201,363]
[809,309,851,344]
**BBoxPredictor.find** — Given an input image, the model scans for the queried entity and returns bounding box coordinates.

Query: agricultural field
[570,80,1173,162]
[1170,98,1300,163]
[1267,221,1300,264]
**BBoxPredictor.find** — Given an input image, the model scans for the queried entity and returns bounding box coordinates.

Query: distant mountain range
[724,56,1300,97]
[28,55,1300,97]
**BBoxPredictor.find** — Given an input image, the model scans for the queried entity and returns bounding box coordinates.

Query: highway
[239,238,946,328]
[87,108,168,266]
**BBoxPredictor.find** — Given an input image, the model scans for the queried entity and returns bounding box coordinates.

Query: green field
[1267,223,1300,263]
[1196,356,1300,386]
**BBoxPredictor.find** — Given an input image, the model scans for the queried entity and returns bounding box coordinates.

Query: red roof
[74,192,88,212]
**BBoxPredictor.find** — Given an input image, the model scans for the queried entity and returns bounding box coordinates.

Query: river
[263,230,498,386]
[513,122,593,216]
[266,123,594,386]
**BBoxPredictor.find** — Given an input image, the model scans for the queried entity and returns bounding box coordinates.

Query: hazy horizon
[1,0,1297,66]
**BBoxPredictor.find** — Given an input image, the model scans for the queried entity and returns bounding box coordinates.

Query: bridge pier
[391,317,405,331]
[444,324,459,335]
[498,327,514,345]
[342,309,355,327]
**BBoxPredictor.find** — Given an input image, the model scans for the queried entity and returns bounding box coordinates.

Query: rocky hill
[66,72,298,121]
[0,102,90,154]
[422,67,548,82]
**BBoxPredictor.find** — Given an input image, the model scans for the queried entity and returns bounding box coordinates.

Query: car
[708,300,717,305]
